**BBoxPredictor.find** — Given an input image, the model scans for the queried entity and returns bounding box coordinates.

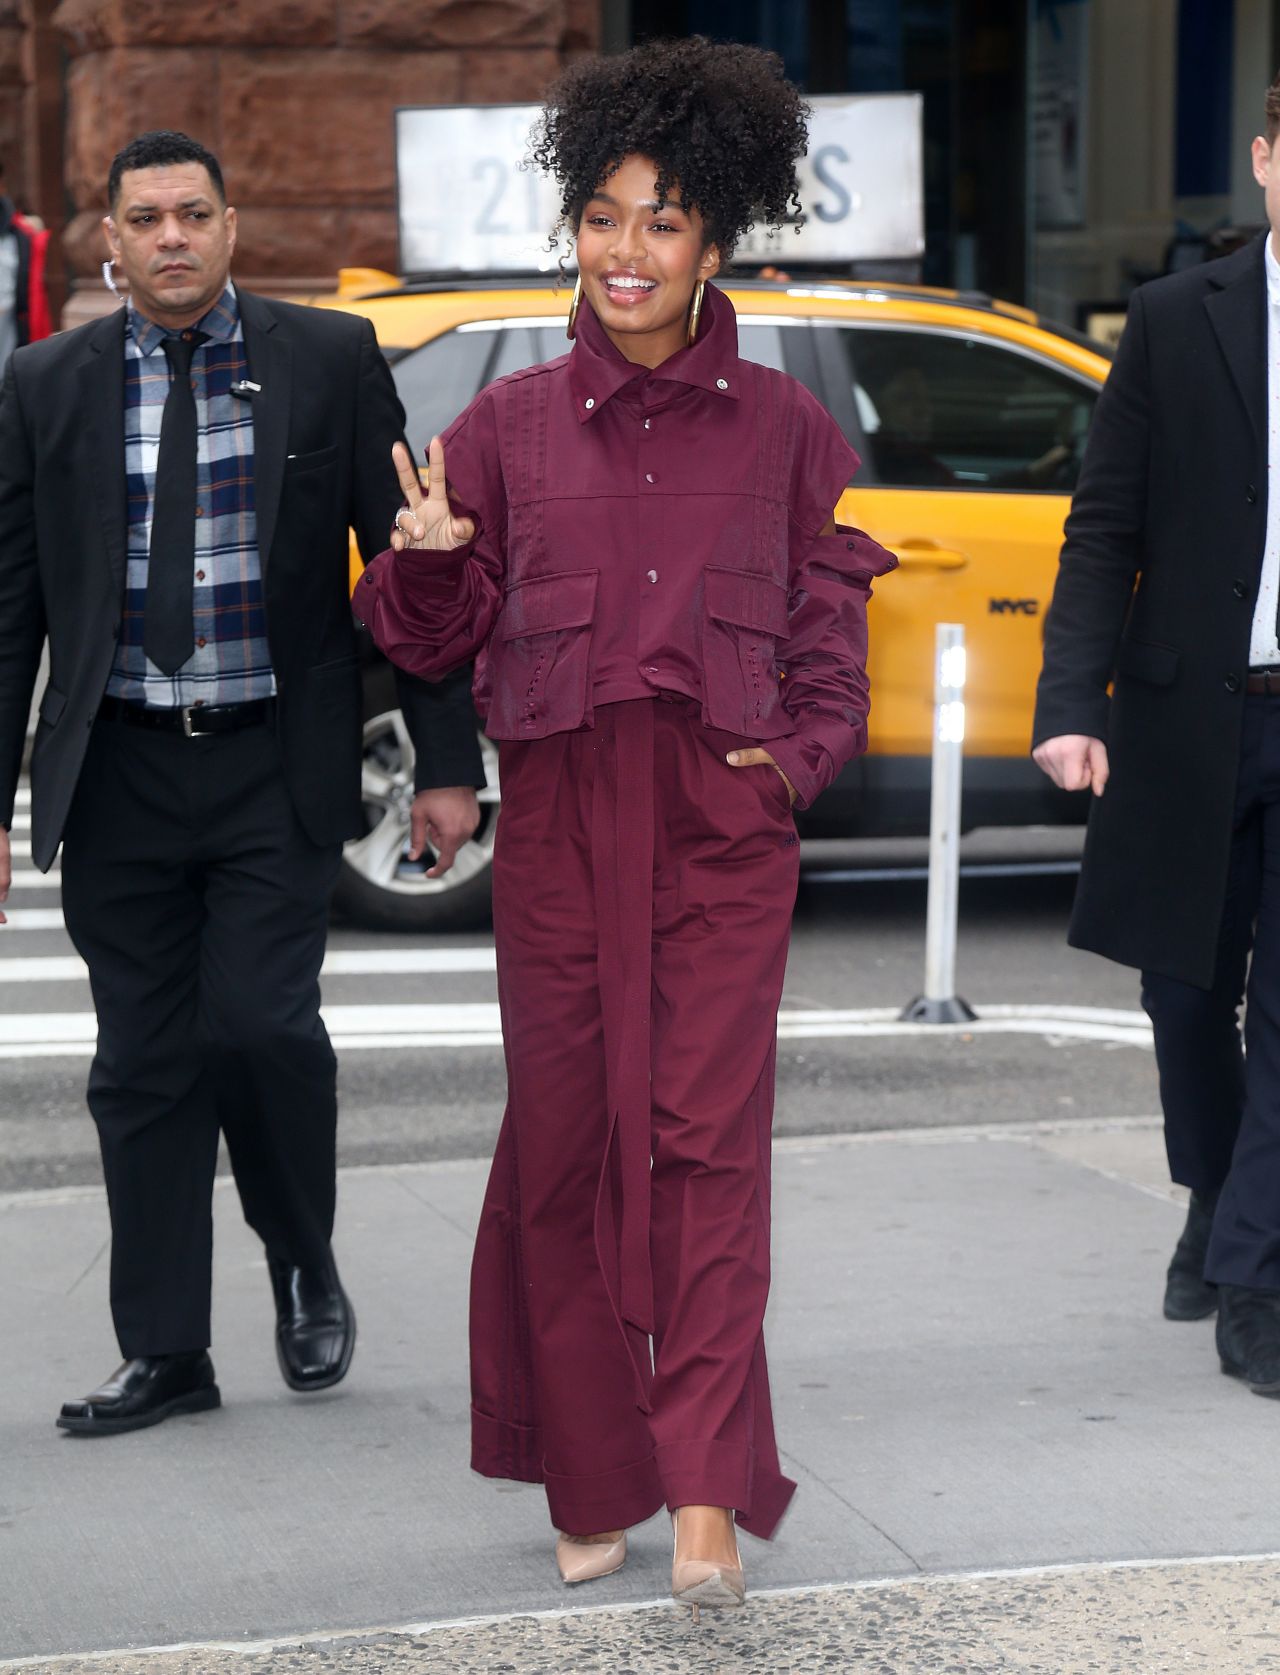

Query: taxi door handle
[893,541,970,571]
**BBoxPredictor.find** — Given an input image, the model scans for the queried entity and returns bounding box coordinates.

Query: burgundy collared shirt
[359,285,895,806]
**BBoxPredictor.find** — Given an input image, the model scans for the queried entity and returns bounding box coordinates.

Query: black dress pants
[60,713,343,1358]
[1140,693,1280,1289]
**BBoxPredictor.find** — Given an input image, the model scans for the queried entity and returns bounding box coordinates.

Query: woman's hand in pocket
[726,747,797,806]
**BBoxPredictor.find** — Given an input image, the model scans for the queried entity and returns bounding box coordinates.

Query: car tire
[332,665,499,933]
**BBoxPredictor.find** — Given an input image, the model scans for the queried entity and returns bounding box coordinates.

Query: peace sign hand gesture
[389,436,476,553]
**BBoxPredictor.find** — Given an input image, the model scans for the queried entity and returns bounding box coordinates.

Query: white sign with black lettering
[395,93,923,275]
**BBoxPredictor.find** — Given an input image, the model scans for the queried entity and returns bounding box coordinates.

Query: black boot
[268,1251,356,1392]
[1217,1286,1280,1395]
[1163,1191,1219,1321]
[57,1353,220,1435]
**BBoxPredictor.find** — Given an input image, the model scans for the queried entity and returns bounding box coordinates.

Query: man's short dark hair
[108,131,226,209]
[1268,70,1280,147]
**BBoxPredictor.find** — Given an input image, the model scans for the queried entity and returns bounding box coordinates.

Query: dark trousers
[59,714,343,1358]
[1141,693,1280,1288]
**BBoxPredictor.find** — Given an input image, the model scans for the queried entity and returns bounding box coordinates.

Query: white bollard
[900,623,976,1024]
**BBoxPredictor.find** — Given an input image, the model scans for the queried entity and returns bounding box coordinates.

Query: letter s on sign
[811,145,852,224]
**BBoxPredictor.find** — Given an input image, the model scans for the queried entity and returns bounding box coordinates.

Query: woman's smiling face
[576,153,721,368]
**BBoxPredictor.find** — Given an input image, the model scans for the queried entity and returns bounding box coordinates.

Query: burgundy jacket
[359,286,896,807]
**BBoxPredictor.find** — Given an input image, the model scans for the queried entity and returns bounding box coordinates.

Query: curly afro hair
[530,36,810,260]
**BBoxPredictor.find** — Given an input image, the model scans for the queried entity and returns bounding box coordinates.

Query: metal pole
[900,623,976,1024]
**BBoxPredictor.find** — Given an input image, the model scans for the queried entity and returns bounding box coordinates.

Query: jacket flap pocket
[38,684,66,726]
[705,568,790,635]
[498,570,599,641]
[284,444,340,474]
[1115,637,1179,687]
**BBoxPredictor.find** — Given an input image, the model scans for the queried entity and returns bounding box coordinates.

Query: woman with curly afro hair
[360,36,895,1616]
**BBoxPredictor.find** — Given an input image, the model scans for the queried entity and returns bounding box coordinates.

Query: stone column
[53,0,598,315]
[0,0,26,198]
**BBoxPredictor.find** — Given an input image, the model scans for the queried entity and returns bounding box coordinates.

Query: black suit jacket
[1033,234,1270,987]
[0,288,482,870]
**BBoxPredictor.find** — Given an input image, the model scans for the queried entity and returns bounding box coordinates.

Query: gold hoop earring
[566,274,583,341]
[686,279,706,348]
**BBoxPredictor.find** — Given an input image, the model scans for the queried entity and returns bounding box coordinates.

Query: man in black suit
[0,131,483,1432]
[1034,73,1280,1393]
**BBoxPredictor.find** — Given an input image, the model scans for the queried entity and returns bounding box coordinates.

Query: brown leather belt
[98,695,274,737]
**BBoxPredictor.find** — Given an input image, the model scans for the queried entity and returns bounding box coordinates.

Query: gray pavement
[6,1118,1280,1671]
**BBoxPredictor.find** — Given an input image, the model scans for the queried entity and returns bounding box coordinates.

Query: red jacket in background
[11,209,51,344]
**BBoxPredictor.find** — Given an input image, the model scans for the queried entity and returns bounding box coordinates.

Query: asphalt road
[0,820,1160,1194]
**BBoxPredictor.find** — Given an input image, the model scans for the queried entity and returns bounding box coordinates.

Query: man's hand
[409,787,481,878]
[0,826,9,924]
[726,747,798,805]
[1033,734,1110,796]
[389,437,475,553]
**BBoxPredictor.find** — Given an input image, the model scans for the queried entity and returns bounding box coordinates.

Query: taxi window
[391,329,494,458]
[391,318,805,461]
[484,320,794,376]
[737,323,787,371]
[487,324,570,381]
[818,325,1096,494]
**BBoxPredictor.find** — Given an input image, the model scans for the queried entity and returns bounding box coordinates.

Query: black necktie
[144,332,206,675]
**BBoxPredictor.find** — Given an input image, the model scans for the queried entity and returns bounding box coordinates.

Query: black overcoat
[1033,234,1270,989]
[0,289,481,870]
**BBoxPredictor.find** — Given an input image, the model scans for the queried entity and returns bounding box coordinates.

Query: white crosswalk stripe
[0,948,499,983]
[0,910,66,931]
[0,1003,1153,1059]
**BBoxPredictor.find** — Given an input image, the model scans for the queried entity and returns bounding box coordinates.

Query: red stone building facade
[7,0,598,321]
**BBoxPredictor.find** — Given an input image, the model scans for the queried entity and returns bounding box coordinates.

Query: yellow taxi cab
[313,269,1110,931]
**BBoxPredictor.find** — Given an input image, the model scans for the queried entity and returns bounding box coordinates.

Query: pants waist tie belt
[591,699,657,1413]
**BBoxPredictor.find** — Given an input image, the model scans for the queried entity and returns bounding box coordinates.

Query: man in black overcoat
[1034,73,1280,1393]
[0,132,484,1432]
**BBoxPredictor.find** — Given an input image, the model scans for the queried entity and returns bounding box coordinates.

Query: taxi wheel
[332,666,499,932]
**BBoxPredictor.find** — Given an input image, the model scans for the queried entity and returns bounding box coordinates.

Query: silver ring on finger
[395,506,415,537]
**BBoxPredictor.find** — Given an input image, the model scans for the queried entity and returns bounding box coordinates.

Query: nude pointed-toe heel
[670,1511,746,1623]
[554,1531,627,1585]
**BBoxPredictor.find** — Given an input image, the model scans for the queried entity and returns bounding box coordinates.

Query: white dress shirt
[1248,234,1280,665]
[0,231,17,374]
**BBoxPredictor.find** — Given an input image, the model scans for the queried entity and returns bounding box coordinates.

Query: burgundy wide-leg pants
[469,697,800,1539]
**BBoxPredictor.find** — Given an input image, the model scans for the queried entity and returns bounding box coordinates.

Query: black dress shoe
[268,1253,356,1392]
[1217,1285,1280,1394]
[1164,1191,1220,1321]
[57,1353,220,1436]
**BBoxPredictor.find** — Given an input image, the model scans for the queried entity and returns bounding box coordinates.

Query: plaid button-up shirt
[106,283,275,708]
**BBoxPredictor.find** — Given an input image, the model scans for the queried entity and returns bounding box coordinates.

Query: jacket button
[1226,673,1241,693]
[1246,485,1258,504]
[1234,579,1248,598]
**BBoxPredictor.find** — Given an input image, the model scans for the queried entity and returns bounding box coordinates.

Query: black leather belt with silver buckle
[97,696,274,736]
